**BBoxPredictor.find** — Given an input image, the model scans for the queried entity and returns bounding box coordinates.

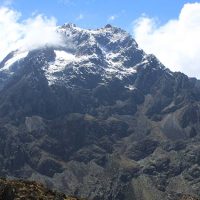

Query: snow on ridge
[52,50,98,68]
[44,50,75,85]
[0,50,29,72]
[43,41,140,84]
[44,50,97,85]
[55,50,75,64]
[59,23,130,46]
[47,51,74,72]
[46,24,146,85]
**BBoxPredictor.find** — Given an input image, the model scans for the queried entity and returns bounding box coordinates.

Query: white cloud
[76,14,84,20]
[133,3,200,78]
[108,15,118,21]
[0,7,64,61]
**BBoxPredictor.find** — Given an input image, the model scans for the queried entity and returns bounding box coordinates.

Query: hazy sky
[1,0,200,78]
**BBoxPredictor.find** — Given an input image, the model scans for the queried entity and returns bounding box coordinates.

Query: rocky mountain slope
[0,23,200,199]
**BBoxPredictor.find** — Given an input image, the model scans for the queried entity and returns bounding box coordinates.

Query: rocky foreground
[0,178,83,200]
[180,195,199,200]
[0,178,199,200]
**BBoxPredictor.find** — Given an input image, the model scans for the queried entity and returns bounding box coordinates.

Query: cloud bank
[0,7,63,61]
[133,3,200,78]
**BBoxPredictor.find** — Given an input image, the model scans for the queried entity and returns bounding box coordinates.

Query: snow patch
[48,50,75,73]
[125,85,136,91]
[0,51,29,72]
[43,50,76,85]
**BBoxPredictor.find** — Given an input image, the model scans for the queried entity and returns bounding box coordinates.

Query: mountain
[0,23,200,200]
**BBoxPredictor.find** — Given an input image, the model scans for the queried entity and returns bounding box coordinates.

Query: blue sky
[1,0,199,31]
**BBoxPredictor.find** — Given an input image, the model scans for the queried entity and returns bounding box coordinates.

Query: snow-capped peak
[42,22,144,85]
[0,23,167,88]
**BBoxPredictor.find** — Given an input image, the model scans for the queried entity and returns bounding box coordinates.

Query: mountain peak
[104,24,113,29]
[0,23,165,88]
[103,24,124,32]
[62,22,77,28]
[60,23,125,35]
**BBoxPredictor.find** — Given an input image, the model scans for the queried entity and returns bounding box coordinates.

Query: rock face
[0,24,200,200]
